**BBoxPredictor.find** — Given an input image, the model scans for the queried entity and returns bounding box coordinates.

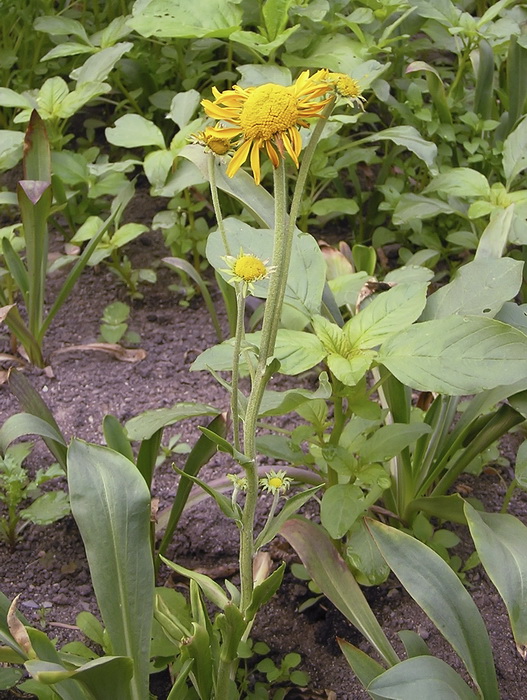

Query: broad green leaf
[321,484,365,539]
[393,194,455,225]
[312,197,359,218]
[368,520,499,699]
[105,114,165,149]
[262,0,294,40]
[475,205,515,260]
[346,282,428,348]
[230,26,300,57]
[280,517,399,667]
[422,258,523,320]
[125,402,218,441]
[206,218,325,316]
[70,43,133,83]
[33,15,90,43]
[503,115,527,187]
[328,271,370,308]
[0,667,22,690]
[236,63,292,88]
[68,440,154,700]
[56,81,111,119]
[37,77,69,119]
[258,373,331,416]
[496,301,527,335]
[112,223,148,247]
[424,167,490,199]
[0,131,24,170]
[128,0,242,38]
[360,423,431,464]
[0,88,34,109]
[465,503,527,649]
[378,316,527,395]
[0,413,66,455]
[367,656,479,699]
[168,89,200,128]
[360,126,438,172]
[191,330,325,376]
[346,520,391,586]
[41,42,95,61]
[327,352,375,386]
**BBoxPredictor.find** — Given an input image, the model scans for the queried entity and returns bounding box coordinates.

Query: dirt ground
[1,191,527,699]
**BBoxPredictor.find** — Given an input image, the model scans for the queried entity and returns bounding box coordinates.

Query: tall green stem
[208,154,231,256]
[231,288,246,452]
[239,161,289,613]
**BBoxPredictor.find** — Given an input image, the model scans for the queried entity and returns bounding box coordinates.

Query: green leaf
[20,491,70,525]
[280,517,399,667]
[206,218,325,317]
[262,0,294,40]
[346,520,391,586]
[0,88,35,109]
[503,115,527,187]
[345,282,429,349]
[321,484,365,539]
[367,655,479,699]
[128,0,242,38]
[360,423,431,464]
[424,167,490,199]
[0,413,66,455]
[36,77,69,118]
[368,520,499,699]
[125,402,218,441]
[70,43,133,84]
[68,440,154,700]
[105,114,165,149]
[465,503,527,650]
[0,130,24,170]
[33,15,90,43]
[378,316,527,395]
[422,258,523,320]
[160,556,229,609]
[360,126,438,172]
[338,640,384,689]
[393,194,455,225]
[0,667,22,690]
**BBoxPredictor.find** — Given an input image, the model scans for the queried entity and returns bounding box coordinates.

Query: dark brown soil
[1,192,527,699]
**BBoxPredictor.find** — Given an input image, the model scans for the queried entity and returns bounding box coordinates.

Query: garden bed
[1,218,527,699]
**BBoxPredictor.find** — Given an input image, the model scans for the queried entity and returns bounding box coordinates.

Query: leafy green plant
[0,442,69,549]
[98,300,140,345]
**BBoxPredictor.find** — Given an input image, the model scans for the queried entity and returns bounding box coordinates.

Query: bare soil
[1,191,527,698]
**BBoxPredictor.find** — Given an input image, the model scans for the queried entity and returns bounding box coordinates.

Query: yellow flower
[325,72,366,109]
[222,250,274,294]
[260,469,293,494]
[202,71,332,184]
[192,127,233,155]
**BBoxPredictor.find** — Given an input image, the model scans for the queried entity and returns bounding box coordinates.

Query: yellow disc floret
[260,469,293,494]
[239,84,299,141]
[233,254,268,282]
[325,72,366,108]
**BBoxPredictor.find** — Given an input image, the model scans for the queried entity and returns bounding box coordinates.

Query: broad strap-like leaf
[368,520,499,699]
[280,517,399,667]
[68,440,154,700]
[465,503,527,652]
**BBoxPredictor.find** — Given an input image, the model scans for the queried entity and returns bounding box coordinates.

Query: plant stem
[231,288,246,452]
[208,154,231,256]
[239,161,288,614]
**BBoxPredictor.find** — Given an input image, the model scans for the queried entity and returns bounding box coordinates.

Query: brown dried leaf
[7,595,34,658]
[52,343,146,363]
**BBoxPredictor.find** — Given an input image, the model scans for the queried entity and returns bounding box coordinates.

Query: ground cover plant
[1,0,527,698]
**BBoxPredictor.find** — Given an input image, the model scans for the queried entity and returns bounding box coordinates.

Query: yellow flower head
[202,70,332,184]
[222,250,274,294]
[325,72,366,109]
[192,127,233,155]
[260,469,293,495]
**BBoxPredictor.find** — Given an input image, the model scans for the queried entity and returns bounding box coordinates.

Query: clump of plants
[1,1,527,698]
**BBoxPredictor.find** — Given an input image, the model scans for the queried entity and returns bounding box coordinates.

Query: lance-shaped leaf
[465,503,527,652]
[280,517,399,667]
[368,520,499,699]
[68,440,154,700]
